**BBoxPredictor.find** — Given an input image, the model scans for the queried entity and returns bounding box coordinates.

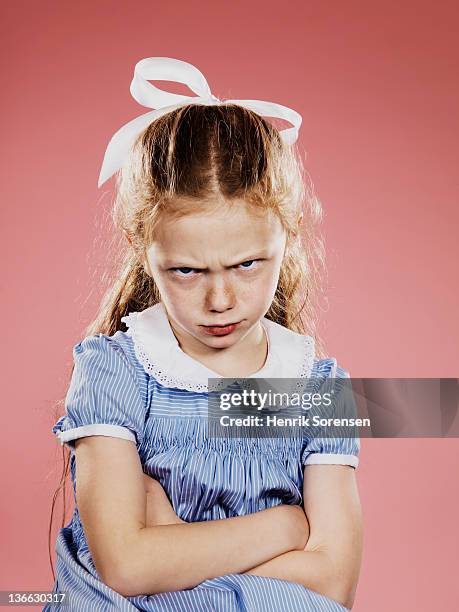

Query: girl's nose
[205,275,236,312]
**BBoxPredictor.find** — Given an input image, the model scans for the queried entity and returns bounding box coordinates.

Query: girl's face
[144,200,287,354]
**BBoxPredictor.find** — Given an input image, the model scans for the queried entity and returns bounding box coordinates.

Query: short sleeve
[52,334,147,450]
[301,359,360,469]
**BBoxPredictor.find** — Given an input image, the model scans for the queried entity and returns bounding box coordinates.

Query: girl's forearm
[243,550,353,609]
[242,514,354,608]
[242,513,310,582]
[109,504,308,597]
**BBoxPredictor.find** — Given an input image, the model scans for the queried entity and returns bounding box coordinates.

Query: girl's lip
[200,322,241,336]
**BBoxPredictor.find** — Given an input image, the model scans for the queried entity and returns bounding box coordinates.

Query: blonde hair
[48,102,329,579]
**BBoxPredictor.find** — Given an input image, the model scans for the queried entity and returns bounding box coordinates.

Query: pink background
[2,1,458,610]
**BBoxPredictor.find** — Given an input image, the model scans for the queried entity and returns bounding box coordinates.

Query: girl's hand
[142,473,186,526]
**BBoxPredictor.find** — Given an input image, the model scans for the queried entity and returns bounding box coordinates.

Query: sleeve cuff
[303,453,359,468]
[55,423,137,447]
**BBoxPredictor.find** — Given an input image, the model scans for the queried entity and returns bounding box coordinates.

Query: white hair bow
[98,56,302,188]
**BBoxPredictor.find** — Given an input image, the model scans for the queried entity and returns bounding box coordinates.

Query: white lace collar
[121,302,315,393]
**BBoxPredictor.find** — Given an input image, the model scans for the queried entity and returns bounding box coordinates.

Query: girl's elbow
[99,530,164,597]
[99,554,137,597]
[322,551,360,610]
[336,584,357,610]
[99,560,130,597]
[340,585,358,610]
[345,592,357,610]
[333,563,360,610]
[325,575,357,610]
[104,560,164,598]
[109,576,147,598]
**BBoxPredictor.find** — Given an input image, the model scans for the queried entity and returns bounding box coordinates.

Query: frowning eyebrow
[163,251,270,270]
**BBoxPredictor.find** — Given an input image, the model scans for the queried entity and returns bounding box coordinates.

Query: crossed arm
[242,465,363,609]
[143,464,362,609]
[75,437,362,609]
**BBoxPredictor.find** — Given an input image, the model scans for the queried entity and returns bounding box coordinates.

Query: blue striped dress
[45,303,360,612]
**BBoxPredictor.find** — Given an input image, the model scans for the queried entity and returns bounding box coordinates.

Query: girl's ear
[287,212,303,243]
[294,211,304,234]
[123,229,133,247]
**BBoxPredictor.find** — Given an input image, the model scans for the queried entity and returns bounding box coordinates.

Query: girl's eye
[238,260,258,270]
[170,260,261,276]
[172,267,196,277]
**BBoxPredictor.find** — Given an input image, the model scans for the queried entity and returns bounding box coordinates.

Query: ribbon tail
[98,104,184,187]
[278,126,298,145]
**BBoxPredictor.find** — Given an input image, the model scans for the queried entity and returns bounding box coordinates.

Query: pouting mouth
[201,322,240,327]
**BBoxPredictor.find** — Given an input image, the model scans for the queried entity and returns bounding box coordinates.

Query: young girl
[46,57,362,612]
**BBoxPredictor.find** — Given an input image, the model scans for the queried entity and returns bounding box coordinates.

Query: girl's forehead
[156,200,282,234]
[147,203,286,259]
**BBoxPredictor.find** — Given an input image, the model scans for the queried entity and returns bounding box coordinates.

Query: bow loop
[98,56,302,187]
[130,57,213,109]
